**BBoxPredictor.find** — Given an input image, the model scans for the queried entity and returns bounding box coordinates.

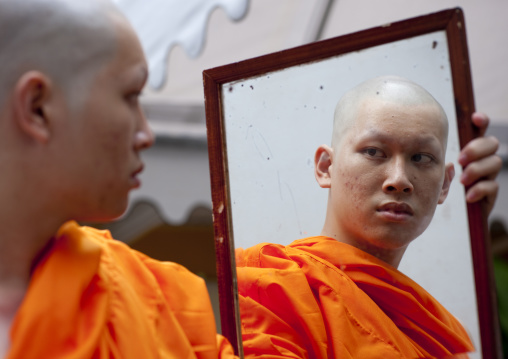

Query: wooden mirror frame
[203,8,501,357]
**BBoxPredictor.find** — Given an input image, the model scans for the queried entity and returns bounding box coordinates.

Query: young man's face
[60,18,153,221]
[324,98,452,254]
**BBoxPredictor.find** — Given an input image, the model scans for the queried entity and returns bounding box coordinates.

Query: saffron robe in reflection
[7,221,235,359]
[236,236,474,358]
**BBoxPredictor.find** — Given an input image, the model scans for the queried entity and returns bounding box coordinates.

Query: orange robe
[7,221,236,359]
[236,236,474,358]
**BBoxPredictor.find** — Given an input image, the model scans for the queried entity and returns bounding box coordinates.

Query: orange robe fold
[7,221,236,359]
[236,236,474,358]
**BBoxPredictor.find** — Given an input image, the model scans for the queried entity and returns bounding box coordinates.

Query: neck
[0,129,72,289]
[0,222,59,288]
[0,196,65,289]
[320,219,407,268]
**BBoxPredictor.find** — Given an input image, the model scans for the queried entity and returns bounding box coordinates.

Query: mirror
[204,8,500,358]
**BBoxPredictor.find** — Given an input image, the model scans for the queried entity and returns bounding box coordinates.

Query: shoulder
[16,222,221,358]
[66,223,211,308]
[236,237,343,296]
[237,238,341,358]
[235,242,287,267]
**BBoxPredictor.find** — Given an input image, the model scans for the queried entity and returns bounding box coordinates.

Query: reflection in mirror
[204,9,501,358]
[231,70,474,357]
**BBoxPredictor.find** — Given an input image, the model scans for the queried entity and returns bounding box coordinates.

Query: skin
[460,112,501,214]
[315,77,501,268]
[49,13,153,222]
[0,0,153,317]
[0,0,119,110]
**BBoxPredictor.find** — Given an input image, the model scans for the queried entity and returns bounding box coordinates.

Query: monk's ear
[315,144,334,188]
[13,71,54,143]
[438,162,455,204]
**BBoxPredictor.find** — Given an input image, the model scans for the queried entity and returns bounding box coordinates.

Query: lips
[377,202,414,222]
[130,164,144,188]
[133,163,144,177]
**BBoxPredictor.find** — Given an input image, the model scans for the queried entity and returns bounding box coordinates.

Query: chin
[368,230,417,251]
[78,203,129,223]
[95,213,126,223]
[77,213,124,224]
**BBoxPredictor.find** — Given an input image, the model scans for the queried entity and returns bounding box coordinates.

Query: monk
[236,76,501,358]
[0,0,235,357]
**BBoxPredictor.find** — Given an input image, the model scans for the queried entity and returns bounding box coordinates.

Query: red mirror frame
[203,8,502,357]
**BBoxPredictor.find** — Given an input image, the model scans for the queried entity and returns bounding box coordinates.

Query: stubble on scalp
[0,0,123,111]
[331,75,449,152]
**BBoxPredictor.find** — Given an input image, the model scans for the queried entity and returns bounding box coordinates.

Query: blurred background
[86,0,507,350]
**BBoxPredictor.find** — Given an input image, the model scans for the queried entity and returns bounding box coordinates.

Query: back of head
[0,0,119,109]
[331,75,448,149]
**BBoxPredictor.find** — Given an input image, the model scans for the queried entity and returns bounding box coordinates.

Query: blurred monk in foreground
[0,0,235,357]
[236,76,501,358]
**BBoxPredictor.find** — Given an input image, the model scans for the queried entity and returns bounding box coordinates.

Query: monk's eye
[363,148,384,158]
[126,90,143,106]
[411,153,433,163]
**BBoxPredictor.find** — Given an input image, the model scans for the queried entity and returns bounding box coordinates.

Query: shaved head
[0,0,123,109]
[317,76,455,266]
[331,76,448,150]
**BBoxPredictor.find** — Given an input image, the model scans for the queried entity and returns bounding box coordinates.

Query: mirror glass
[204,9,502,357]
[221,29,480,355]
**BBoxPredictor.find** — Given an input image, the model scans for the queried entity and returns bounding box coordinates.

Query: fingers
[459,143,502,213]
[458,113,502,215]
[471,112,489,137]
[459,136,499,168]
[460,153,503,186]
[464,179,499,215]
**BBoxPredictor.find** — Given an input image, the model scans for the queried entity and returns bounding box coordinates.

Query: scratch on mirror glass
[277,171,303,235]
[246,126,274,160]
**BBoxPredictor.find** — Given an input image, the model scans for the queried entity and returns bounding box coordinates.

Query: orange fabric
[7,221,236,359]
[236,236,474,358]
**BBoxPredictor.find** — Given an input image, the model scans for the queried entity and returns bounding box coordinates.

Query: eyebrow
[122,64,148,90]
[134,65,148,88]
[359,130,444,148]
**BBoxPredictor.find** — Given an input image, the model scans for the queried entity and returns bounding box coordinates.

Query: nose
[134,110,155,151]
[382,157,414,194]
